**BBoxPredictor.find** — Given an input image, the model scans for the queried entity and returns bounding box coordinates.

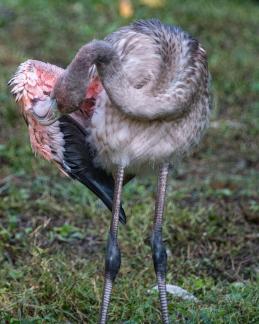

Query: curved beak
[32,97,62,126]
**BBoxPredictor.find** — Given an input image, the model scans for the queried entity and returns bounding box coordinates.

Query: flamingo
[9,19,210,323]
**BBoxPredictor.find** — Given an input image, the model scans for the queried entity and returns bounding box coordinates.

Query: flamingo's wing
[9,60,63,109]
[9,60,126,224]
[59,114,126,224]
[9,60,64,162]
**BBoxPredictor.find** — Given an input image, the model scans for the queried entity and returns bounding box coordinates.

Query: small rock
[149,284,198,302]
[231,282,245,289]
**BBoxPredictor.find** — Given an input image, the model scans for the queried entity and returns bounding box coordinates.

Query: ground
[0,0,258,323]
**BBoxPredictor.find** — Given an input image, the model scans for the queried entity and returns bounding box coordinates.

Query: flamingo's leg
[99,165,124,324]
[151,162,170,324]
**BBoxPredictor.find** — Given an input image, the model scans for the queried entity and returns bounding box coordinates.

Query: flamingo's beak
[32,97,62,126]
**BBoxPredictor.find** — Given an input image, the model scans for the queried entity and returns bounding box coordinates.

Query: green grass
[0,0,259,322]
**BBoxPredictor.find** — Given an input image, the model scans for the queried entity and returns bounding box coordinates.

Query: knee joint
[151,232,167,274]
[105,233,121,281]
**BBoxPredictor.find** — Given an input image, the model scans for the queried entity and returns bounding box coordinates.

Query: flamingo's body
[88,22,210,174]
[9,19,210,323]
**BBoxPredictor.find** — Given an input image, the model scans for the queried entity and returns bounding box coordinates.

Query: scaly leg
[151,163,170,324]
[99,165,124,324]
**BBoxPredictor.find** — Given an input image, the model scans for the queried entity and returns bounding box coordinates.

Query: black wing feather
[59,115,126,224]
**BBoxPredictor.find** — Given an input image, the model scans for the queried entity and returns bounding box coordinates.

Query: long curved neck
[53,44,97,113]
[92,41,207,121]
[54,40,145,116]
[54,39,208,121]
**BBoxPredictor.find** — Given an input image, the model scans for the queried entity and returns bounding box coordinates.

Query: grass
[0,0,259,322]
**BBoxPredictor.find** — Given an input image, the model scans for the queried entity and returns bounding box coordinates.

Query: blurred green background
[0,0,258,323]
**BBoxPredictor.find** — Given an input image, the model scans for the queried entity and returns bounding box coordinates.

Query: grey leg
[151,163,170,324]
[99,165,124,324]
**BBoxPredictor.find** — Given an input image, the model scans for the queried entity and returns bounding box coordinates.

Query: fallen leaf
[119,0,134,18]
[140,0,166,8]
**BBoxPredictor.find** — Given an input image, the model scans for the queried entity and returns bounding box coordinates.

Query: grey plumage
[50,19,210,175]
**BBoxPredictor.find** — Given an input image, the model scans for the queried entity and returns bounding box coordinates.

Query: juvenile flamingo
[10,19,210,323]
